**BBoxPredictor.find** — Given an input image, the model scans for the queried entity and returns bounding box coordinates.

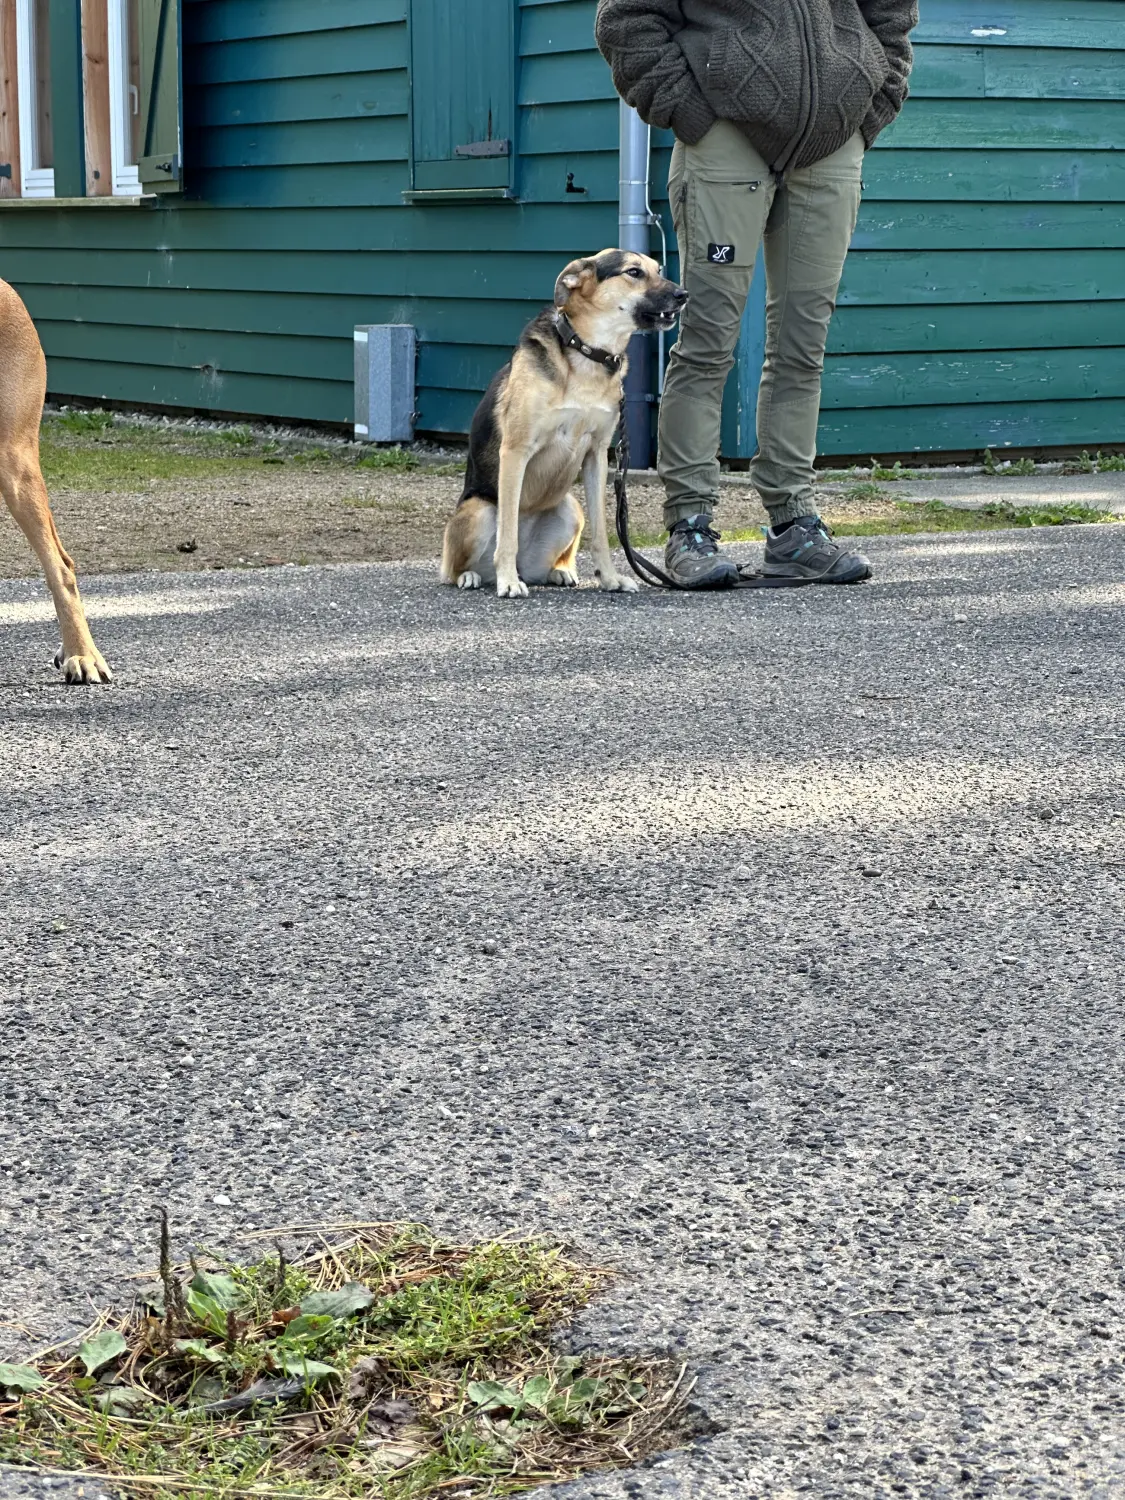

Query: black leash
[553,314,684,590]
[554,315,719,591]
[612,397,689,590]
[613,403,772,591]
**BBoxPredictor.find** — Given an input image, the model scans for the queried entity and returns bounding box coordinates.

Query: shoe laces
[795,514,832,540]
[672,519,723,556]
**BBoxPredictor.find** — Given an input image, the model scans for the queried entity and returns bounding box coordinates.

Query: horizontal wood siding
[821,0,1125,455]
[0,0,1120,456]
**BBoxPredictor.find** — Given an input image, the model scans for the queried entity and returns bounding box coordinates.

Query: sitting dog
[440,249,687,598]
[1,277,111,682]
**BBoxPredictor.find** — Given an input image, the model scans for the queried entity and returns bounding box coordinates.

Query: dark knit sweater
[595,0,918,171]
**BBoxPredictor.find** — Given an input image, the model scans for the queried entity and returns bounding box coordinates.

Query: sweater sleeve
[594,0,717,145]
[858,0,919,147]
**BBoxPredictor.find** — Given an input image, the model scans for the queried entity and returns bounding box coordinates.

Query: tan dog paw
[495,572,529,599]
[594,571,640,594]
[544,567,578,588]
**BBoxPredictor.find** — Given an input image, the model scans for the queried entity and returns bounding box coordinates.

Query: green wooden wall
[0,0,1121,457]
[824,0,1125,455]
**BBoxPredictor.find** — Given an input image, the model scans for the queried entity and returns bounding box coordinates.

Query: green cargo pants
[658,121,863,530]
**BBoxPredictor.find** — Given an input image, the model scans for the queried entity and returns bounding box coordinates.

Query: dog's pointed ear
[553,257,596,308]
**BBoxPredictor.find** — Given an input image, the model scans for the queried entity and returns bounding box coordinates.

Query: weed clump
[357,449,422,473]
[52,408,116,435]
[0,1221,690,1499]
[983,449,1038,477]
[869,458,917,482]
[842,480,887,503]
[1069,449,1125,474]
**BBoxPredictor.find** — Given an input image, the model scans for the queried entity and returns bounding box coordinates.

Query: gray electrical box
[354,325,416,442]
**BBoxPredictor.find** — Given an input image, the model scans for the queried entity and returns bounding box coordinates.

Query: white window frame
[107,0,141,195]
[15,0,55,197]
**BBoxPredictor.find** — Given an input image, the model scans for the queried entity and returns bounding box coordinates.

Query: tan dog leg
[1,280,110,682]
[1,450,112,682]
[582,446,638,594]
[494,443,530,598]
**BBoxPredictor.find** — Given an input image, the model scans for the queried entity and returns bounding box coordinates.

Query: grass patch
[39,437,249,491]
[38,411,463,492]
[833,498,1117,538]
[0,1220,691,1500]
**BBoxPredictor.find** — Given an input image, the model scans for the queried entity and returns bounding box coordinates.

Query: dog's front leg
[582,445,638,594]
[494,443,531,599]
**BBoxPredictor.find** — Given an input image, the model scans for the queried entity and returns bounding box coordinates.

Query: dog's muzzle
[636,284,689,331]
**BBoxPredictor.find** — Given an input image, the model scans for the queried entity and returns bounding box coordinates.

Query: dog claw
[55,646,113,683]
[496,576,529,599]
[457,571,483,590]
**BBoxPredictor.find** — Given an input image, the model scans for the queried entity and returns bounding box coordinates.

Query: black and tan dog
[440,249,687,598]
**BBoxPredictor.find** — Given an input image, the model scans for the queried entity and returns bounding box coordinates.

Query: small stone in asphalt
[482,939,499,955]
[861,868,883,878]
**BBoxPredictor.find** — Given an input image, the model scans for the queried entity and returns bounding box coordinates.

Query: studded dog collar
[554,312,623,371]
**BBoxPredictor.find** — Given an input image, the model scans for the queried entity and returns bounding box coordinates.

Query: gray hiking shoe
[664,513,740,590]
[757,514,871,585]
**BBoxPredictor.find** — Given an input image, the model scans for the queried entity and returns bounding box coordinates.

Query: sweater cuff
[861,87,901,148]
[671,92,718,146]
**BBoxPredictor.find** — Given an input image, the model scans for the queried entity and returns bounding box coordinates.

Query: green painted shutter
[137,0,182,192]
[408,0,516,196]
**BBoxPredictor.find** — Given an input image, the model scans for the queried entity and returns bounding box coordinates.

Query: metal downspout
[619,100,653,468]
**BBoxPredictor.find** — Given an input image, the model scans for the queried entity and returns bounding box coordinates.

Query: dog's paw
[496,573,529,599]
[54,645,113,684]
[544,567,578,588]
[594,571,640,594]
[457,570,483,590]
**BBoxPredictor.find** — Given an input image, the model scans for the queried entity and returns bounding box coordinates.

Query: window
[107,0,140,193]
[15,0,54,196]
[0,0,181,201]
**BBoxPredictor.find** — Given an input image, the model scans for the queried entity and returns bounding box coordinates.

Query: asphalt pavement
[1,524,1123,1499]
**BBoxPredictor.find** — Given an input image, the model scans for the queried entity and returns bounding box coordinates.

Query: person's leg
[659,121,773,535]
[747,132,870,583]
[752,133,861,525]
